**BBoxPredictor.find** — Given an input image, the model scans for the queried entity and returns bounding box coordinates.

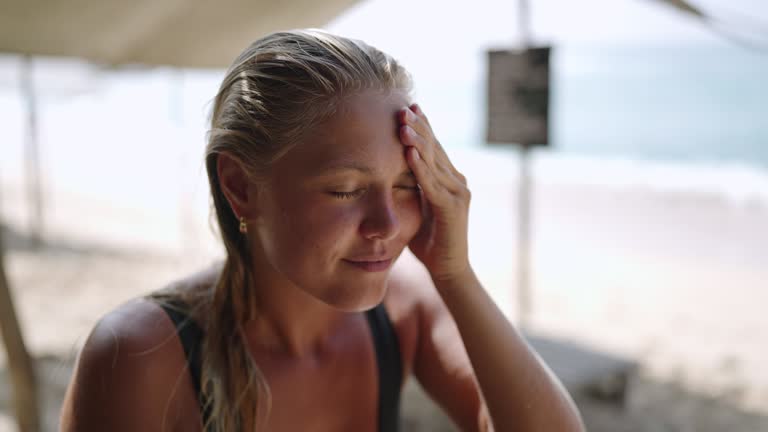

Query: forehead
[279,90,411,177]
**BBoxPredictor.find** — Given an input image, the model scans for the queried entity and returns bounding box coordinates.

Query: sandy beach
[1,149,767,431]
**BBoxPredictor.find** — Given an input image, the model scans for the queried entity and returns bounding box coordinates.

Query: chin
[321,277,389,312]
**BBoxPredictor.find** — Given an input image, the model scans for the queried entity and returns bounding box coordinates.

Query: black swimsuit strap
[159,301,402,432]
[365,303,403,432]
[157,301,212,427]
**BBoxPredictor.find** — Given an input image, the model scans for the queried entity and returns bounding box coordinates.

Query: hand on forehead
[279,90,413,179]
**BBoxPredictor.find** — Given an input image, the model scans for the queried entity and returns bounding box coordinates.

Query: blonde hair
[152,29,412,431]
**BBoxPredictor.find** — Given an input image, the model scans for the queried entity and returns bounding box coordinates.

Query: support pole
[0,231,40,432]
[517,145,532,328]
[518,0,531,47]
[21,55,44,249]
[516,0,533,329]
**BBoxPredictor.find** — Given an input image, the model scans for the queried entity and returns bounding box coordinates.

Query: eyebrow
[315,162,415,179]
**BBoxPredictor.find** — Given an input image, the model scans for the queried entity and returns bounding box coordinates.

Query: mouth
[342,258,394,272]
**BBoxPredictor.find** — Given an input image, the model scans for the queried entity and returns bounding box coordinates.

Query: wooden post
[0,230,40,432]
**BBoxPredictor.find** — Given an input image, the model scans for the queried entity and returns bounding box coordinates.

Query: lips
[342,258,393,272]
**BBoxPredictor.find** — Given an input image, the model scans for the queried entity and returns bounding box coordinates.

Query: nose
[359,190,400,241]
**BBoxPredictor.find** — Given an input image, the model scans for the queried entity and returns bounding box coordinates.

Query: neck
[241,261,349,359]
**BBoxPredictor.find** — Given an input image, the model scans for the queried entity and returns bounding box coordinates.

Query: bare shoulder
[387,252,489,431]
[385,250,446,326]
[382,251,442,377]
[385,250,438,308]
[60,297,197,432]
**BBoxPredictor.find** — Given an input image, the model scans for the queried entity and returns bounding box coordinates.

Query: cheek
[272,197,361,261]
[398,194,423,239]
[262,192,421,270]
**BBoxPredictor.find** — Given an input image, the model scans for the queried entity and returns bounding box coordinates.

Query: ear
[217,152,258,220]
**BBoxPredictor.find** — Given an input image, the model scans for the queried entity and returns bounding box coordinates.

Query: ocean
[414,42,768,206]
[553,43,767,166]
[416,42,768,165]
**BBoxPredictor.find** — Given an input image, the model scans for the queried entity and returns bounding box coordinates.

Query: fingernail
[413,148,420,160]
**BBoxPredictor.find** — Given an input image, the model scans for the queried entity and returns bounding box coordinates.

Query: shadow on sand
[0,354,75,431]
[1,224,151,259]
[1,347,765,431]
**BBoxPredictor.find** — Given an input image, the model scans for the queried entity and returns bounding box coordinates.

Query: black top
[159,301,402,432]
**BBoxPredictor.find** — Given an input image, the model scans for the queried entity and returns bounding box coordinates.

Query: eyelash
[331,190,364,199]
[330,186,419,200]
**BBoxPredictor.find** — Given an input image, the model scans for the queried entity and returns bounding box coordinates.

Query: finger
[407,145,469,203]
[403,105,463,178]
[439,149,468,186]
[400,125,465,192]
[406,146,449,206]
[410,104,433,131]
[400,125,434,163]
[420,187,433,222]
[437,165,469,196]
[400,107,445,160]
[456,171,467,186]
[401,105,468,189]
[401,129,458,187]
[400,107,432,139]
[415,186,434,242]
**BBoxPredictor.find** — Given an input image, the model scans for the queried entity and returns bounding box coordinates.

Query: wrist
[432,264,477,293]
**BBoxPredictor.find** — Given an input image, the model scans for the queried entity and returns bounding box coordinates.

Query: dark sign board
[486,47,551,147]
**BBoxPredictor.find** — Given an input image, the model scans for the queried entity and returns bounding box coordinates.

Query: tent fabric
[0,0,359,68]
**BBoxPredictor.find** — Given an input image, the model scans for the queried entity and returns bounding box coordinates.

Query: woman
[60,29,584,432]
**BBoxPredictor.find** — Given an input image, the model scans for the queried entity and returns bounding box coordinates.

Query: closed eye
[330,189,366,199]
[330,185,418,200]
[396,185,420,191]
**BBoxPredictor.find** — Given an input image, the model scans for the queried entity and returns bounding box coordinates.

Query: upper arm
[388,257,491,432]
[60,299,196,432]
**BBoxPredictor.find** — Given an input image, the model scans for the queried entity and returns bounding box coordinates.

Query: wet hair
[152,29,412,431]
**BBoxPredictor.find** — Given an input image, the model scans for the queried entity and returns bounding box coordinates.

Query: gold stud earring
[238,216,248,234]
